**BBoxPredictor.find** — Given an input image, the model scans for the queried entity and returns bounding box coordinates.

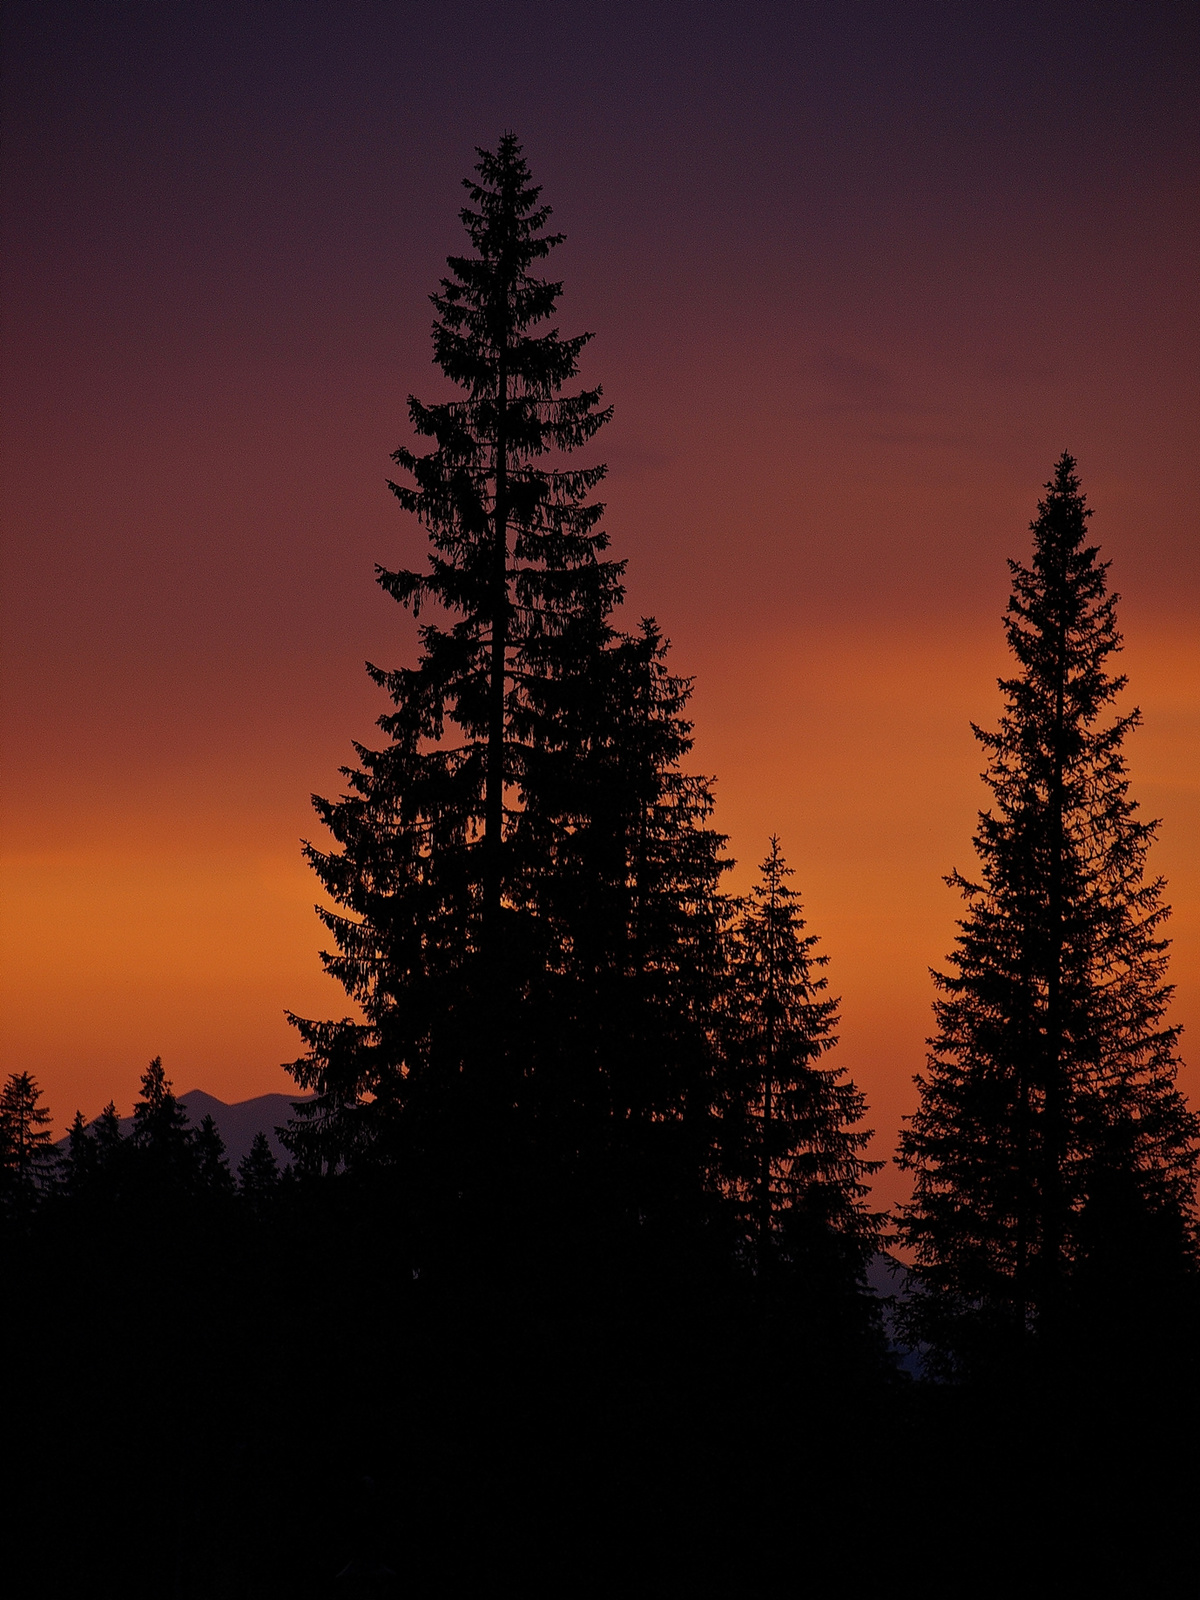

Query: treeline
[8,136,1192,1368]
[0,1060,281,1216]
[4,137,1199,1593]
[275,135,1197,1370]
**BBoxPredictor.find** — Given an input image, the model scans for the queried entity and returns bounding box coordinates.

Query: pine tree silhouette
[512,618,731,1203]
[898,454,1198,1371]
[715,840,882,1283]
[384,132,620,964]
[130,1057,194,1188]
[237,1131,280,1207]
[285,134,620,1173]
[0,1072,57,1215]
[61,1109,97,1196]
[92,1100,124,1165]
[194,1113,234,1196]
[594,624,730,1140]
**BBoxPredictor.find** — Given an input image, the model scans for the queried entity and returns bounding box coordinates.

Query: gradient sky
[3,0,1197,1207]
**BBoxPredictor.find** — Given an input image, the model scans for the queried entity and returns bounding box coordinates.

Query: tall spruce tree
[898,454,1197,1371]
[285,135,622,1172]
[715,840,882,1283]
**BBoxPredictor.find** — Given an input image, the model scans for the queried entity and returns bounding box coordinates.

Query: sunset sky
[2,1,1197,1208]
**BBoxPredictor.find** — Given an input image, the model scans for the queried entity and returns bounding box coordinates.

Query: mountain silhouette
[174,1089,305,1168]
[58,1089,306,1170]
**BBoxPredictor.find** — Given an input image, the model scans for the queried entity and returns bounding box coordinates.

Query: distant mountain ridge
[176,1090,305,1169]
[71,1090,307,1171]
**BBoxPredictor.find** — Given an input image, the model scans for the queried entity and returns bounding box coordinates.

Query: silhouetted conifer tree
[57,1102,126,1209]
[130,1057,194,1187]
[285,134,620,1172]
[715,840,882,1283]
[898,454,1198,1372]
[92,1100,124,1166]
[0,1072,57,1214]
[511,619,732,1202]
[237,1131,280,1207]
[60,1110,97,1196]
[592,624,730,1136]
[194,1114,234,1196]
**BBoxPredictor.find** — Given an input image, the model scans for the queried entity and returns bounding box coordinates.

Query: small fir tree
[0,1072,57,1214]
[92,1101,125,1163]
[898,454,1198,1371]
[238,1131,280,1207]
[194,1114,234,1196]
[130,1058,194,1184]
[61,1110,97,1195]
[715,840,882,1283]
[60,1100,128,1204]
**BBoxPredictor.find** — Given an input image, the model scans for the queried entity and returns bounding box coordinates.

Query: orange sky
[3,618,1193,1213]
[2,3,1197,1210]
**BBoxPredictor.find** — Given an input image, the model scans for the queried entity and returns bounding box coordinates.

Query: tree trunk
[1040,600,1067,1327]
[484,351,509,966]
[759,881,777,1270]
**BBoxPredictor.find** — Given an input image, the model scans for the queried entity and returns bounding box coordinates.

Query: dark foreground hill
[11,1099,1195,1594]
[4,1167,1196,1595]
